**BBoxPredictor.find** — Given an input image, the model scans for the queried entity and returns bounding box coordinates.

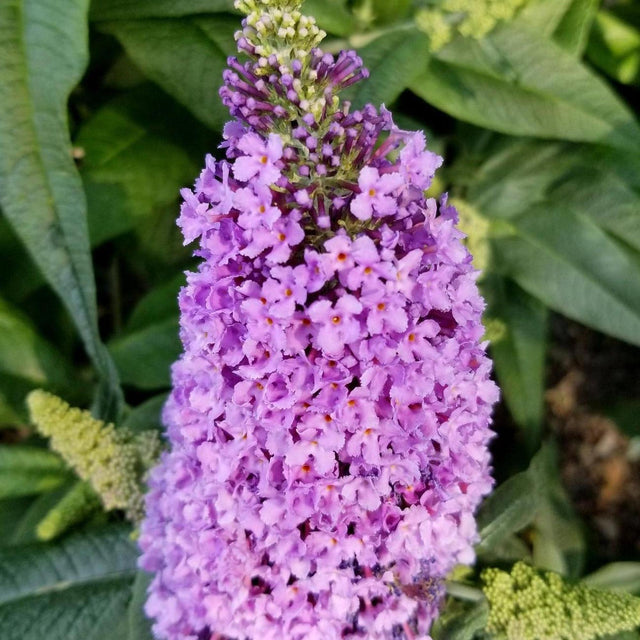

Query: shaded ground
[547,317,640,558]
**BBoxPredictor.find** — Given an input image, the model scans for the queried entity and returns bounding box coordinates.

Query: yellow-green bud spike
[450,198,491,274]
[235,0,303,14]
[483,562,640,640]
[416,0,528,50]
[27,390,163,525]
[36,481,101,541]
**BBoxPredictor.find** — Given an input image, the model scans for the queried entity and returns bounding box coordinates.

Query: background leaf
[410,24,640,150]
[583,563,640,595]
[587,9,640,86]
[0,447,70,499]
[552,0,599,56]
[0,0,122,420]
[495,207,640,347]
[78,87,210,247]
[109,319,180,390]
[0,297,75,403]
[0,525,136,640]
[90,0,234,20]
[126,571,154,640]
[100,17,238,130]
[485,277,548,450]
[347,27,430,108]
[476,470,538,555]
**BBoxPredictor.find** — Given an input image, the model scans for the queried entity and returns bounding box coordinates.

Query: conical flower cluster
[139,1,499,638]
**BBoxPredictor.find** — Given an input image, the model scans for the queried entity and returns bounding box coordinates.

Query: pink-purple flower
[138,2,498,639]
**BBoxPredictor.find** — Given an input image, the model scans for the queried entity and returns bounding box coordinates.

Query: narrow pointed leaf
[495,206,640,346]
[100,17,238,131]
[410,24,640,151]
[348,27,430,109]
[0,0,122,420]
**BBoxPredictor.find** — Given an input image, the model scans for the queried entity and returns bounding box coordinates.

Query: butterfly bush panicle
[139,0,499,638]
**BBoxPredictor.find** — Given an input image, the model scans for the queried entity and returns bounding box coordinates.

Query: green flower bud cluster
[483,562,640,640]
[234,0,340,123]
[450,198,491,274]
[416,0,528,51]
[36,481,101,541]
[27,390,163,524]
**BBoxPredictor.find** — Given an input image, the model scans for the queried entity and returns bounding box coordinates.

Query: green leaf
[553,0,599,56]
[109,318,181,389]
[91,0,234,20]
[0,297,74,394]
[410,24,640,151]
[77,87,208,247]
[432,600,489,640]
[123,394,168,434]
[514,0,574,36]
[0,580,133,640]
[466,140,574,219]
[485,278,548,451]
[6,483,76,546]
[127,571,154,640]
[305,0,356,36]
[495,206,640,346]
[476,470,538,555]
[587,9,640,85]
[0,498,35,546]
[548,167,640,253]
[584,563,640,595]
[0,0,122,420]
[125,274,183,333]
[0,524,137,606]
[100,16,238,130]
[371,0,412,26]
[347,27,430,109]
[529,444,585,578]
[0,525,136,640]
[0,447,69,499]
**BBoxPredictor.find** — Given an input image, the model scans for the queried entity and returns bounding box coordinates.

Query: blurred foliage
[0,0,639,637]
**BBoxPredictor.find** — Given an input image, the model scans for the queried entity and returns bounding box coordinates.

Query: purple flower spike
[139,1,499,639]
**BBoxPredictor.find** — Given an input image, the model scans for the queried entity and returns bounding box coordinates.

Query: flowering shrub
[138,1,499,638]
[1,0,640,639]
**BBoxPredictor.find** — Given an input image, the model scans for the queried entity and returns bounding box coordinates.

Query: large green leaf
[548,168,640,253]
[100,16,238,131]
[410,24,640,151]
[529,445,585,578]
[0,297,74,394]
[109,318,181,389]
[484,278,548,451]
[587,9,640,86]
[305,0,357,36]
[347,27,430,109]
[476,470,538,555]
[553,0,599,56]
[0,0,122,420]
[431,600,489,640]
[584,563,640,595]
[123,394,168,434]
[0,525,137,640]
[514,0,574,36]
[127,571,154,640]
[465,140,574,219]
[91,0,234,20]
[125,274,183,333]
[0,447,70,499]
[77,87,208,246]
[495,206,640,346]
